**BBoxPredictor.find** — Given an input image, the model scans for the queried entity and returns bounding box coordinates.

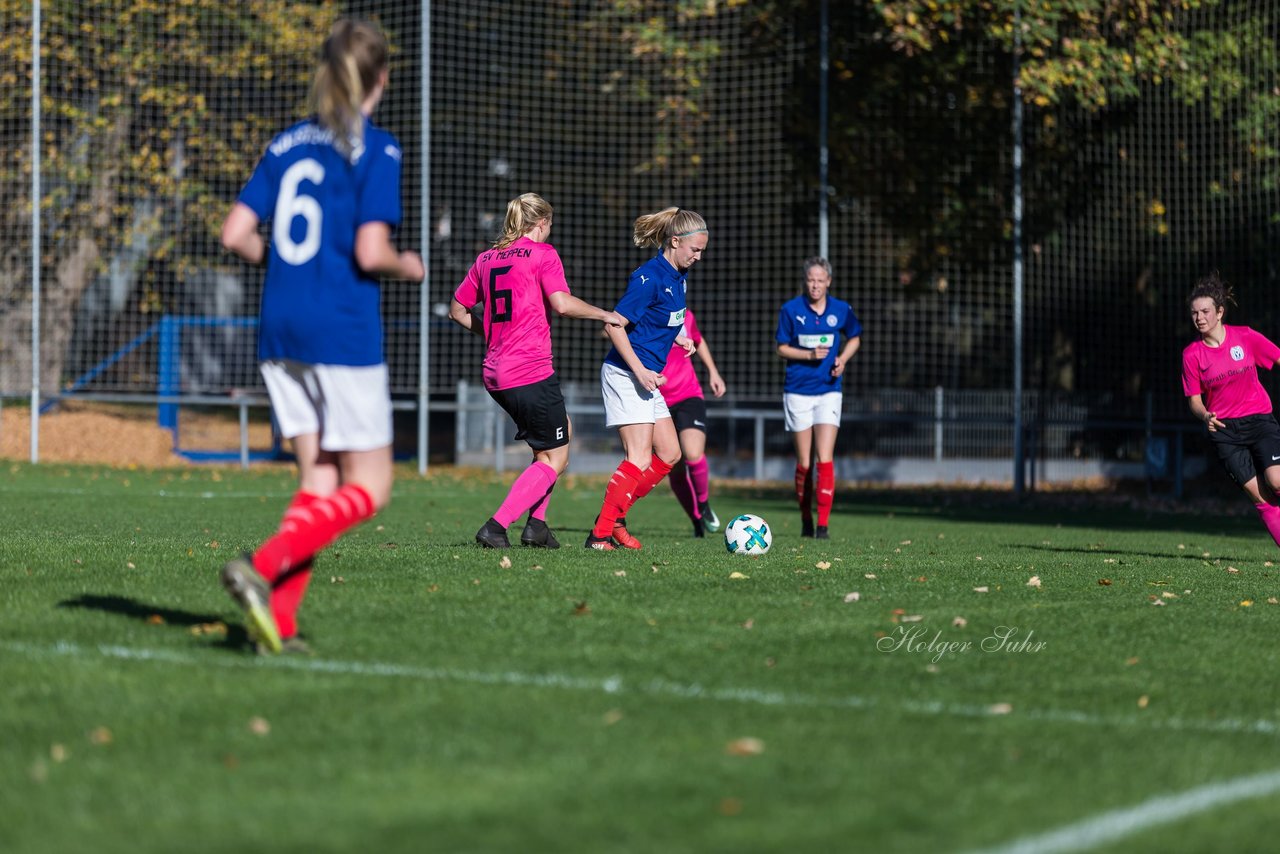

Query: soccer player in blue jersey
[217,19,424,654]
[775,257,861,539]
[587,207,708,550]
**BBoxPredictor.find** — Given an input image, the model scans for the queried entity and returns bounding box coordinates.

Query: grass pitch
[3,462,1280,853]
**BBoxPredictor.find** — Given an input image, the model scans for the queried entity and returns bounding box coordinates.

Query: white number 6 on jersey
[273,159,325,265]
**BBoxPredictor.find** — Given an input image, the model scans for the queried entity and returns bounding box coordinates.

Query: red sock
[816,461,835,526]
[253,483,376,582]
[593,460,644,537]
[630,455,674,506]
[270,491,321,638]
[795,464,813,523]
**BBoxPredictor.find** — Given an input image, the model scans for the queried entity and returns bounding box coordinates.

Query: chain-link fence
[3,1,1277,486]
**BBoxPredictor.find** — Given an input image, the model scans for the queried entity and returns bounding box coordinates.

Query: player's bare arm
[220,203,266,265]
[607,323,664,390]
[546,291,625,327]
[354,222,424,281]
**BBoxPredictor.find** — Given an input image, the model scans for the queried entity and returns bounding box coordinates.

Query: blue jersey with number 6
[238,117,403,366]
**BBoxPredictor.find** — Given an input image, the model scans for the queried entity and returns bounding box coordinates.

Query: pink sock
[1256,503,1280,548]
[493,461,558,528]
[686,456,710,504]
[668,462,699,521]
[528,480,556,522]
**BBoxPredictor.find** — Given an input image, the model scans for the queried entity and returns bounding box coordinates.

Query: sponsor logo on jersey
[668,308,686,327]
[1231,345,1245,361]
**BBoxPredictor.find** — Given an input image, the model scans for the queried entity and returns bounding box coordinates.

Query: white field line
[966,768,1280,854]
[3,639,1278,740]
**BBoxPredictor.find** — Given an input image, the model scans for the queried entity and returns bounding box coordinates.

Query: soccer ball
[724,514,772,555]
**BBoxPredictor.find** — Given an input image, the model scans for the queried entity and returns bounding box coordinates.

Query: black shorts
[1209,413,1280,486]
[488,374,569,451]
[669,396,708,434]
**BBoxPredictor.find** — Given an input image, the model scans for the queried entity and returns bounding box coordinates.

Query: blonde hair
[312,19,388,160]
[632,207,707,249]
[494,193,554,249]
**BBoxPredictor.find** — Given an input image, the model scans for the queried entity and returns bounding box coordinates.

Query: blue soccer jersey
[775,294,862,395]
[604,253,688,373]
[238,117,403,366]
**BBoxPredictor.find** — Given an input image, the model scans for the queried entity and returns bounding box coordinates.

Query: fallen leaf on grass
[1240,600,1254,607]
[1098,578,1113,586]
[718,798,743,816]
[146,614,165,626]
[843,592,860,603]
[1161,591,1178,599]
[864,573,877,580]
[729,571,749,580]
[572,601,591,616]
[988,703,1013,715]
[1269,598,1279,605]
[88,727,112,746]
[1137,695,1150,709]
[499,556,512,569]
[330,576,345,584]
[602,709,624,726]
[815,561,832,570]
[614,570,627,577]
[248,717,270,736]
[973,586,989,594]
[1026,575,1042,588]
[1150,599,1167,607]
[900,614,923,623]
[1126,657,1140,666]
[50,744,68,763]
[1226,566,1240,574]
[189,621,228,637]
[742,619,754,629]
[952,616,967,628]
[724,737,765,756]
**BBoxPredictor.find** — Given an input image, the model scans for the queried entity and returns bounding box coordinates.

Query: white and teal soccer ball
[724,514,771,555]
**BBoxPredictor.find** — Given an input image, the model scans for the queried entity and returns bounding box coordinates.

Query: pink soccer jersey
[1182,325,1280,419]
[659,307,705,405]
[454,236,572,391]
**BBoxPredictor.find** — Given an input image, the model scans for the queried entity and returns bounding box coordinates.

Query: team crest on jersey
[1231,345,1245,361]
[826,315,838,327]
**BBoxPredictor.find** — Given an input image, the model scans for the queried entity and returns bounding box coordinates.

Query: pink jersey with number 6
[454,236,572,391]
[1181,325,1280,419]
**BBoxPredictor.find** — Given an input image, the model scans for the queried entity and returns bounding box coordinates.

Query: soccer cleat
[699,501,721,532]
[692,517,705,538]
[801,518,815,538]
[815,525,829,540]
[475,517,512,549]
[519,517,561,549]
[258,636,313,656]
[584,533,618,551]
[221,553,282,655]
[611,517,643,550]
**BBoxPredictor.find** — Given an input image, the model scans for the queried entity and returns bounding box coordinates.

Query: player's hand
[811,346,830,361]
[674,335,696,356]
[636,368,664,391]
[401,251,426,282]
[709,373,726,398]
[1204,411,1225,432]
[830,356,846,378]
[602,311,627,328]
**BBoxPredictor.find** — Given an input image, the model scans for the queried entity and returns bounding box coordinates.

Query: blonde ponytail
[312,19,388,160]
[494,193,554,249]
[632,207,707,249]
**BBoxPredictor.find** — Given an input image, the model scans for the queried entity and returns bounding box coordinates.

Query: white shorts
[601,361,672,428]
[783,391,844,432]
[260,360,392,452]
